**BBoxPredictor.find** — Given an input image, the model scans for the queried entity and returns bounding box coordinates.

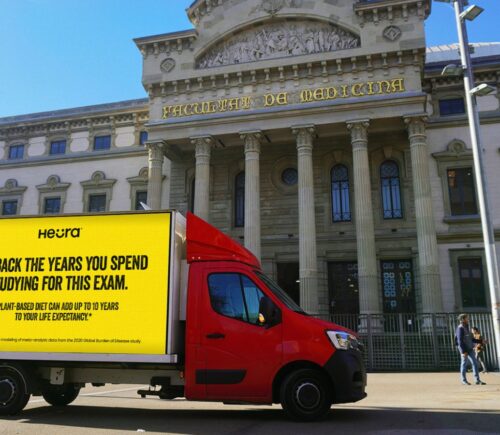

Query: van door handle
[206,333,225,339]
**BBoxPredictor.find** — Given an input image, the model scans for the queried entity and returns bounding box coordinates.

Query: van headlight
[326,330,360,351]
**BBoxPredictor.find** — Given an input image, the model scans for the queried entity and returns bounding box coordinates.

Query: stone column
[146,141,165,210]
[347,120,381,315]
[292,125,319,316]
[240,131,262,261]
[405,115,443,313]
[191,136,213,221]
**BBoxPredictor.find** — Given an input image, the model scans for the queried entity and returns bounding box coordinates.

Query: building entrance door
[277,262,300,305]
[328,262,359,316]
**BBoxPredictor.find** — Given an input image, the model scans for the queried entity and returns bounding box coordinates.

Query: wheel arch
[272,360,334,403]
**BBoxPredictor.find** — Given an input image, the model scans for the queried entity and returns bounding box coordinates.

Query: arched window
[380,160,403,219]
[235,171,245,227]
[331,164,351,222]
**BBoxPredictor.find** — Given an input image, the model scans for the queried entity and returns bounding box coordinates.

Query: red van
[0,211,366,421]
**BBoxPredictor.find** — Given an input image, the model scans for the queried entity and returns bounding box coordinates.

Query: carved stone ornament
[383,26,402,42]
[197,20,360,69]
[262,0,285,14]
[160,58,176,73]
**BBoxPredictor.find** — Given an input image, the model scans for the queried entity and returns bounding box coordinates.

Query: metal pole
[452,0,500,369]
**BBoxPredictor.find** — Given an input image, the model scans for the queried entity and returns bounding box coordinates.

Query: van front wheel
[280,369,333,422]
[42,384,80,406]
[0,366,31,415]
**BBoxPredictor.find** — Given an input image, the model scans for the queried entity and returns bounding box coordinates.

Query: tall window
[447,167,478,216]
[50,140,66,155]
[43,197,61,214]
[380,160,402,219]
[135,191,148,210]
[439,98,466,116]
[1,200,18,215]
[331,164,351,222]
[139,131,148,145]
[88,194,106,213]
[459,258,487,308]
[93,135,111,151]
[8,144,24,160]
[235,171,245,227]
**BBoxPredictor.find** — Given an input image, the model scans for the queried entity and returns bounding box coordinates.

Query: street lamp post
[436,0,500,369]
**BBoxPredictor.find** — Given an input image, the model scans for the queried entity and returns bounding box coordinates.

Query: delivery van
[0,211,366,421]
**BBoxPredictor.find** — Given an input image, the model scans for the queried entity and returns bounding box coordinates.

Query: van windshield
[255,271,307,314]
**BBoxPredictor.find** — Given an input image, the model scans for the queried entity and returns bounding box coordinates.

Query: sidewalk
[346,371,500,412]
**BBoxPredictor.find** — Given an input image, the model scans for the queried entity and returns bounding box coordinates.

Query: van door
[198,264,283,401]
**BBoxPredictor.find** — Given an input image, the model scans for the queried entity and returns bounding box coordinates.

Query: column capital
[240,130,263,154]
[145,140,167,154]
[292,125,316,149]
[347,119,370,146]
[404,114,428,138]
[191,135,215,157]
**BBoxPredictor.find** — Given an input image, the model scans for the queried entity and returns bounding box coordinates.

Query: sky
[0,0,499,118]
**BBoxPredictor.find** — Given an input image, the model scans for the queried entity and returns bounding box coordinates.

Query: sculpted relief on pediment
[196,20,360,69]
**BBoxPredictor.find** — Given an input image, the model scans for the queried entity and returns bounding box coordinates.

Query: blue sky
[0,0,498,118]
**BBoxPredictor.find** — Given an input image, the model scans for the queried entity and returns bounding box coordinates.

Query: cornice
[354,0,431,27]
[134,30,198,59]
[0,148,146,169]
[0,108,149,140]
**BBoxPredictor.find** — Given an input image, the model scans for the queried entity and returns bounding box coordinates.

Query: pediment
[196,19,360,69]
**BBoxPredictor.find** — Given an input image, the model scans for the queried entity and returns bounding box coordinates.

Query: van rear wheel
[280,369,333,422]
[0,366,31,415]
[42,384,80,406]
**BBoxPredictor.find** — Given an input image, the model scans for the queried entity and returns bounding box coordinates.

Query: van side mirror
[258,296,281,328]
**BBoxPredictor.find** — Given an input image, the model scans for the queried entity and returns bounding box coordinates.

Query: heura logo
[38,228,82,239]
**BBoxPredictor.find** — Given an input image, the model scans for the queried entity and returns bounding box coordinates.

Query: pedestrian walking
[455,314,486,385]
[472,326,488,374]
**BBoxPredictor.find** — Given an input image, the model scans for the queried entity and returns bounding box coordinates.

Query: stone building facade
[1,0,499,320]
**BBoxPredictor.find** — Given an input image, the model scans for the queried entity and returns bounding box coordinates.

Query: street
[0,372,499,434]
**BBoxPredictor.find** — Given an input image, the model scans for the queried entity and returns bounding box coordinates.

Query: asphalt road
[1,372,499,434]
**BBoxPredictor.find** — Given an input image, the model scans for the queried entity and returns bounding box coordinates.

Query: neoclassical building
[1,0,499,320]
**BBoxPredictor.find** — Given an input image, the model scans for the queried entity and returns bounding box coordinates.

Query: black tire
[0,365,31,416]
[280,369,333,422]
[42,384,80,407]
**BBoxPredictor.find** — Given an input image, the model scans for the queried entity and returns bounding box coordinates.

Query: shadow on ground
[2,404,499,434]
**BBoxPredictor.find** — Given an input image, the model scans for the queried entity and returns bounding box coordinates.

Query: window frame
[87,194,107,213]
[439,97,466,117]
[8,144,24,160]
[1,199,18,216]
[447,167,478,216]
[432,140,479,223]
[93,135,112,151]
[43,197,62,214]
[49,139,67,156]
[139,131,148,146]
[380,160,403,220]
[331,164,352,223]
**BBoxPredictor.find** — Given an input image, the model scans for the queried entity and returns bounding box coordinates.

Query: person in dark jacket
[455,314,486,385]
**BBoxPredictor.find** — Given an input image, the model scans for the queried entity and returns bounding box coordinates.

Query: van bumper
[323,349,367,404]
